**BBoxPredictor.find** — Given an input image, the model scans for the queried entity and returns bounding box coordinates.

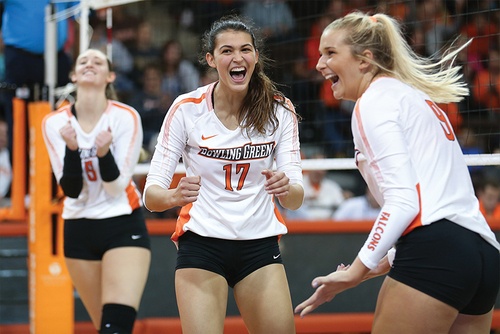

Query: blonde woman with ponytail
[295,11,499,334]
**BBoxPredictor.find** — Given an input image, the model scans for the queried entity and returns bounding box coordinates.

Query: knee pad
[99,303,137,334]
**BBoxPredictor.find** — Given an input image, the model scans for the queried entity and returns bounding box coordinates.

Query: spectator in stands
[295,12,500,334]
[375,0,414,23]
[460,9,499,68]
[0,0,77,152]
[482,146,500,182]
[408,25,429,58]
[0,117,11,207]
[0,31,5,83]
[478,178,500,221]
[199,67,218,86]
[89,17,135,100]
[128,21,161,88]
[296,151,345,220]
[333,186,380,221]
[241,0,298,81]
[143,15,303,334]
[284,55,330,147]
[95,5,141,50]
[303,3,352,156]
[42,48,151,334]
[280,150,348,220]
[457,126,485,176]
[472,47,500,112]
[241,0,296,43]
[127,63,169,155]
[416,0,457,57]
[159,39,200,106]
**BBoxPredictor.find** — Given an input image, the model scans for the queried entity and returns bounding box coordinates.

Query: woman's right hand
[173,176,201,206]
[59,122,78,151]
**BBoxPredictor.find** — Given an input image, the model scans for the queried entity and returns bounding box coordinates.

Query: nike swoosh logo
[131,235,142,240]
[201,134,218,140]
[273,254,281,259]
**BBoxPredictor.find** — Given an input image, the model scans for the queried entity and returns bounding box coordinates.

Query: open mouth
[230,67,246,81]
[327,74,339,85]
[325,74,340,85]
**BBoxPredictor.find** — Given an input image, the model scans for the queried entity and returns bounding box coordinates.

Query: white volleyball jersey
[42,101,143,219]
[144,82,303,241]
[353,77,500,269]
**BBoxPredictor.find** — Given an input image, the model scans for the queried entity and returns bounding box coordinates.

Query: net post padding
[0,98,26,221]
[28,102,73,334]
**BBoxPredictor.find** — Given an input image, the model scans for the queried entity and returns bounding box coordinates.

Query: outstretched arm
[294,257,370,318]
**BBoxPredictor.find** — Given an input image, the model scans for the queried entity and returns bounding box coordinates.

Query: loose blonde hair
[325,11,470,103]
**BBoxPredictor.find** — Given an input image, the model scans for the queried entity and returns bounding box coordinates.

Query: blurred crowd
[0,0,499,220]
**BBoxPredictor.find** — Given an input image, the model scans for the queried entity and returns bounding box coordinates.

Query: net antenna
[45,0,143,108]
[79,0,144,54]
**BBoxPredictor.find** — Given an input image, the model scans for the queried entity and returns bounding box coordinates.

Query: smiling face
[205,30,258,94]
[317,28,368,102]
[72,49,115,89]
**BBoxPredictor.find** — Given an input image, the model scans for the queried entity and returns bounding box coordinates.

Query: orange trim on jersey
[282,97,301,152]
[125,181,141,211]
[162,94,207,147]
[109,101,141,174]
[273,198,287,241]
[353,102,382,179]
[171,200,287,241]
[402,183,423,235]
[274,200,286,226]
[354,103,423,235]
[171,202,193,241]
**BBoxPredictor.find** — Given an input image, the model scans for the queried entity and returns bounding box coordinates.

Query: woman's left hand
[262,169,290,197]
[95,127,113,157]
[294,258,369,317]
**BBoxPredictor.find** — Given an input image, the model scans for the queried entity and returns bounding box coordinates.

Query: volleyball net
[129,0,500,178]
[0,1,499,333]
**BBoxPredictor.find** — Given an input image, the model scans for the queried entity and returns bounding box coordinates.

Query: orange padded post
[0,98,26,221]
[28,101,73,334]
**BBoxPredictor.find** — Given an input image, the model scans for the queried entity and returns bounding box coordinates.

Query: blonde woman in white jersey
[42,49,151,334]
[144,15,304,334]
[295,11,500,334]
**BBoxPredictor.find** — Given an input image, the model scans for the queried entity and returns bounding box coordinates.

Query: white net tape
[134,153,500,175]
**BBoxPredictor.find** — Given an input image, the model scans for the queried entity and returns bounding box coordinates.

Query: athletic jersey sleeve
[60,146,83,198]
[354,88,420,269]
[144,95,187,195]
[274,101,303,187]
[101,102,143,197]
[42,108,71,184]
[98,150,120,182]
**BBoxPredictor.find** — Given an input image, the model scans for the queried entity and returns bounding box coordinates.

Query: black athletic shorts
[176,231,283,288]
[389,219,500,315]
[64,208,151,260]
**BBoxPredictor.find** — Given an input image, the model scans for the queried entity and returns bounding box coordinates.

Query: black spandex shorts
[389,219,500,315]
[64,208,151,260]
[176,231,283,288]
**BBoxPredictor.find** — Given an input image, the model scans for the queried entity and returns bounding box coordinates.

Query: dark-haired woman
[143,15,304,334]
